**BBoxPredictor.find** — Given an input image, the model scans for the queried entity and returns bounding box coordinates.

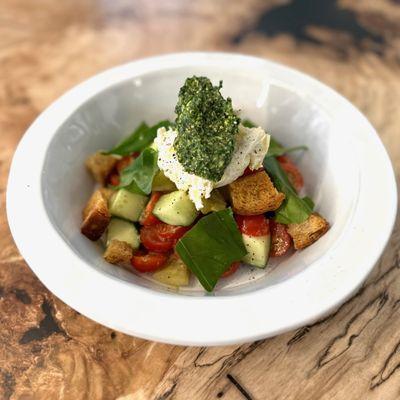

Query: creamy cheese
[155,124,270,209]
[216,125,270,188]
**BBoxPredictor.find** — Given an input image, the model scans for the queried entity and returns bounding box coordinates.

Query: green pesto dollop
[174,76,240,182]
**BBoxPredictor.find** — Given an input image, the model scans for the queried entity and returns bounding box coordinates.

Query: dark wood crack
[370,338,400,389]
[155,381,177,400]
[216,340,266,380]
[316,291,388,368]
[12,288,32,304]
[227,374,253,400]
[287,251,400,346]
[19,300,67,344]
[194,347,242,368]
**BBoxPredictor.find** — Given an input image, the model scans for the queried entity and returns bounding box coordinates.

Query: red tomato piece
[235,214,270,237]
[140,224,176,253]
[108,173,120,186]
[270,220,292,257]
[131,251,168,272]
[157,224,191,240]
[140,192,162,226]
[221,261,240,278]
[277,155,304,192]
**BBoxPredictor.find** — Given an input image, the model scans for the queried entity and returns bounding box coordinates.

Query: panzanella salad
[81,76,329,292]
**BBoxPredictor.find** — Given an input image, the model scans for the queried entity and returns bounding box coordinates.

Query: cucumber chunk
[153,190,198,226]
[107,218,140,249]
[109,189,148,222]
[152,170,176,192]
[200,190,226,214]
[242,233,271,268]
[153,257,190,287]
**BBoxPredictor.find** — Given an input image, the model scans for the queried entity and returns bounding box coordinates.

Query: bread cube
[228,171,285,215]
[287,212,329,250]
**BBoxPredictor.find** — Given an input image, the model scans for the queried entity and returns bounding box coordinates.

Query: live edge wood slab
[1,1,400,399]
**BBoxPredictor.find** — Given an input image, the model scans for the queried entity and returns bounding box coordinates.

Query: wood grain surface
[1,0,400,399]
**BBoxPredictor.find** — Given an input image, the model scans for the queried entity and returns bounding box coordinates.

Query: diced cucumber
[153,190,198,226]
[152,170,176,192]
[242,234,271,268]
[200,190,226,214]
[109,189,148,222]
[153,257,190,287]
[107,218,140,249]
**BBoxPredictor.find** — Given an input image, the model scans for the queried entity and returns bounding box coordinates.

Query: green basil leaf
[105,120,171,156]
[117,148,159,195]
[175,208,247,292]
[104,122,148,156]
[263,156,313,224]
[124,180,146,196]
[302,196,315,210]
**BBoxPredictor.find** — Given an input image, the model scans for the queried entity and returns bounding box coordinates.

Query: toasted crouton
[85,152,117,185]
[81,189,111,241]
[287,213,329,250]
[99,187,115,203]
[103,239,133,270]
[228,171,285,215]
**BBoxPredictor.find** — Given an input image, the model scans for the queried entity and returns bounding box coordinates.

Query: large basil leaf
[175,208,247,292]
[105,120,171,156]
[117,148,159,195]
[263,156,313,224]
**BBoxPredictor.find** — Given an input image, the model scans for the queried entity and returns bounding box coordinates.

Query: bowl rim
[7,52,398,346]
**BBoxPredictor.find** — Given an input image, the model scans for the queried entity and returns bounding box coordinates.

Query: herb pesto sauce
[174,76,240,182]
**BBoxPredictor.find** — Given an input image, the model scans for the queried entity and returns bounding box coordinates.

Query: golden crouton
[99,187,115,203]
[103,239,133,269]
[85,152,117,185]
[81,189,111,241]
[287,213,329,250]
[228,171,285,215]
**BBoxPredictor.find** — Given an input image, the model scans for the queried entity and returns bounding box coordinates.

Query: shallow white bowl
[7,53,397,346]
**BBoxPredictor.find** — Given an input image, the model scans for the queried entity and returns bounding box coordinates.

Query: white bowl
[7,53,397,346]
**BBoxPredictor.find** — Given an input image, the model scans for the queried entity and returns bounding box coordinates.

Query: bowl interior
[42,65,359,296]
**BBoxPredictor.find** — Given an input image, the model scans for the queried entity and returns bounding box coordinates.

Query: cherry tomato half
[277,155,304,192]
[221,261,240,278]
[131,251,168,272]
[140,222,191,253]
[235,214,270,237]
[140,192,162,226]
[156,224,191,240]
[270,220,292,257]
[140,224,175,253]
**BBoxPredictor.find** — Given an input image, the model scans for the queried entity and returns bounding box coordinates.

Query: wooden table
[1,1,399,399]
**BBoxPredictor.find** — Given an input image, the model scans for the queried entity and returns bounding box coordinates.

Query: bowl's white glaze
[7,53,397,345]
